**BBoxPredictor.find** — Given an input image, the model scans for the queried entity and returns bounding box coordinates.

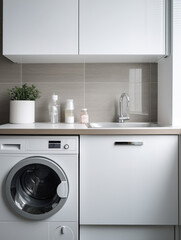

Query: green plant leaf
[8,83,41,100]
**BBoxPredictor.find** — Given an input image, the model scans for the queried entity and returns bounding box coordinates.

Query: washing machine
[0,136,78,240]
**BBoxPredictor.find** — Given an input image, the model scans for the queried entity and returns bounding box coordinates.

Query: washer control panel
[48,141,61,149]
[42,137,77,152]
[48,141,70,150]
[63,144,69,150]
[0,136,78,154]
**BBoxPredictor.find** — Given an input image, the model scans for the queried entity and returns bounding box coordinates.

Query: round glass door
[5,157,69,220]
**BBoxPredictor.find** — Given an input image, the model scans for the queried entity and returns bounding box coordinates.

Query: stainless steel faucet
[118,93,130,123]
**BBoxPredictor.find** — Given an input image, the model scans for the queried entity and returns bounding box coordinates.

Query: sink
[88,122,158,128]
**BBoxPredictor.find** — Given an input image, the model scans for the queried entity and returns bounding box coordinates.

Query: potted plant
[8,84,41,123]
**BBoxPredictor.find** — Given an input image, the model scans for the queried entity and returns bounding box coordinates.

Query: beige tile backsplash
[0,59,157,124]
[22,64,84,83]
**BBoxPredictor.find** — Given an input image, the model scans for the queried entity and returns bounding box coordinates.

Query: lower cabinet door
[80,226,174,240]
[80,135,178,225]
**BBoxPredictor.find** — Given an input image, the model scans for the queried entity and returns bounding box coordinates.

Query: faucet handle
[118,115,130,123]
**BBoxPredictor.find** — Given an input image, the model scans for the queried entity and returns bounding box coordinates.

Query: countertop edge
[0,128,180,135]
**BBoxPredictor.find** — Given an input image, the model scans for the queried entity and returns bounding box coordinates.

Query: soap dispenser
[65,99,74,123]
[48,94,60,123]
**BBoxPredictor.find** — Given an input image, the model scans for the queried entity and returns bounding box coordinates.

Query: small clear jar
[80,108,89,124]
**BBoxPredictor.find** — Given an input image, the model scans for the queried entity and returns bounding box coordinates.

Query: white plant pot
[10,100,35,124]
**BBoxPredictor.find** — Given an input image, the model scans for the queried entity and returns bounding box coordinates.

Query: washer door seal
[5,156,69,220]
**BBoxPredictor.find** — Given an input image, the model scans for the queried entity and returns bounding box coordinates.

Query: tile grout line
[83,62,86,108]
[20,63,22,87]
[149,63,151,122]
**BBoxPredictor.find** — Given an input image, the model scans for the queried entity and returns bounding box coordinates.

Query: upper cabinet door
[79,0,166,55]
[3,0,78,55]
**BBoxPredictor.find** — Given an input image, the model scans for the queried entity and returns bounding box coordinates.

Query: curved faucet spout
[118,93,130,123]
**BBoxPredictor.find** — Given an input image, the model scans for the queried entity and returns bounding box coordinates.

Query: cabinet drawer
[80,225,174,240]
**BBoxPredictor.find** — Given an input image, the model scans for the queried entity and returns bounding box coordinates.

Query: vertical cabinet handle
[114,141,143,146]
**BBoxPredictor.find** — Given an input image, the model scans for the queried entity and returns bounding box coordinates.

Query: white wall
[158,0,181,126]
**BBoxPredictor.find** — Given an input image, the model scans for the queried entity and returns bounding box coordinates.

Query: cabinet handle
[114,141,143,146]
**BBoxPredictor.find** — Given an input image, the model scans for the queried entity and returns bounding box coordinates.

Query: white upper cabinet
[3,0,167,63]
[3,0,78,58]
[79,0,166,55]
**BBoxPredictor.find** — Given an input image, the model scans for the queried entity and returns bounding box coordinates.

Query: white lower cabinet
[80,226,174,240]
[80,135,178,240]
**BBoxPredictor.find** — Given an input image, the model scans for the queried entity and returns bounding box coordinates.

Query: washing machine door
[5,156,69,220]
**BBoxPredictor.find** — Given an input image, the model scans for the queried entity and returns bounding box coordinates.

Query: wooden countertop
[0,123,180,135]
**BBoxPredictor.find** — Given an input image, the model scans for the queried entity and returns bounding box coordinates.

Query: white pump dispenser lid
[52,94,58,101]
[65,99,74,110]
